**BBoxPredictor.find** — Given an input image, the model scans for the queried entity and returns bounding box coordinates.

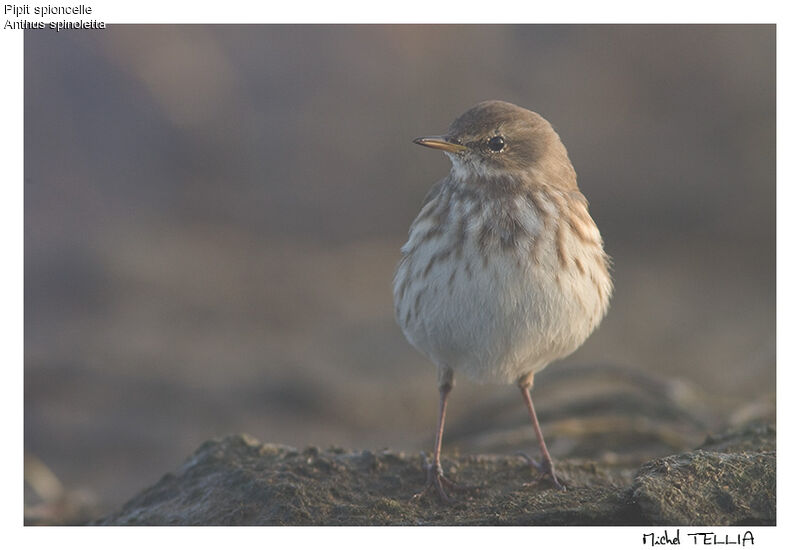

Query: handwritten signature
[643,530,755,546]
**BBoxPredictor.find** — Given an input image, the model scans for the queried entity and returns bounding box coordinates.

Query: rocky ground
[95,422,774,526]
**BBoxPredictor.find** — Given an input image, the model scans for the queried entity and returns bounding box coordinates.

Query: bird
[392,100,612,502]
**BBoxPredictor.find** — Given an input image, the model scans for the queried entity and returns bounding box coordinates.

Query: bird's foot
[411,453,469,504]
[517,452,567,491]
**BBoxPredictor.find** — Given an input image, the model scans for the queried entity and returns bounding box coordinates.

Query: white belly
[393,191,610,385]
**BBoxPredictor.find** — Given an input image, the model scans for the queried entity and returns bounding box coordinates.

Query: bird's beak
[413,135,467,153]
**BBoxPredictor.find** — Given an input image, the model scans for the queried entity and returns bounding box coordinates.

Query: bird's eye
[487,135,505,152]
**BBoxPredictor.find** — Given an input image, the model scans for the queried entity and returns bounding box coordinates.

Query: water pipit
[393,100,612,501]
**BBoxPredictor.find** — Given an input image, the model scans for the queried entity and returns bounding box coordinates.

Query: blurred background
[24,25,775,523]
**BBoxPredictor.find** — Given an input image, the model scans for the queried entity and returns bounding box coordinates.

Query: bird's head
[414,100,576,188]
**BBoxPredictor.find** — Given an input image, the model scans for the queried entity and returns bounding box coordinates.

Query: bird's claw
[517,451,567,491]
[411,454,469,503]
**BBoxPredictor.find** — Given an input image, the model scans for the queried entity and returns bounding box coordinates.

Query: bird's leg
[413,368,463,503]
[517,373,566,491]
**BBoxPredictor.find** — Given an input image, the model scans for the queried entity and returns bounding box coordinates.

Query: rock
[630,424,775,526]
[630,450,775,526]
[697,423,775,453]
[98,424,775,526]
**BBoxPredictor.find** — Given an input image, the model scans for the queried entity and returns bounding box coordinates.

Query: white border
[4,1,794,548]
